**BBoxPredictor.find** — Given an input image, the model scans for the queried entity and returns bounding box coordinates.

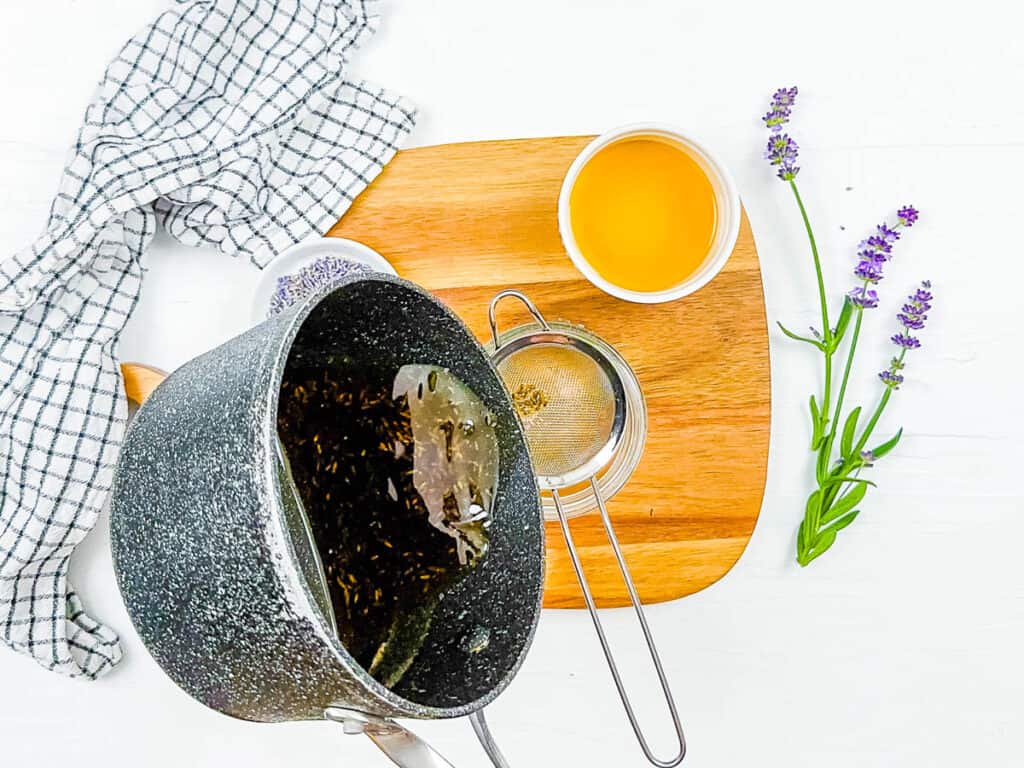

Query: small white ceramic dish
[250,237,396,323]
[557,123,741,304]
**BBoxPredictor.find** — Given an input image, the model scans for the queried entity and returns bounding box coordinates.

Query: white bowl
[557,123,741,304]
[250,237,397,323]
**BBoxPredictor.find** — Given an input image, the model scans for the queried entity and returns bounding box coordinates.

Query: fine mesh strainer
[487,290,686,768]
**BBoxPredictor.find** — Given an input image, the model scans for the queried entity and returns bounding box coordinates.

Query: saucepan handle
[121,362,168,406]
[326,707,515,768]
[325,707,456,768]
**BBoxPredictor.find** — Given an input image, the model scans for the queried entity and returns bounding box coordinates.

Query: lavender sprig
[763,87,798,132]
[880,281,932,387]
[848,210,917,308]
[764,86,934,566]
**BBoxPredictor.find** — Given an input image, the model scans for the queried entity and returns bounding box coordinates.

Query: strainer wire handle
[552,483,687,768]
[488,289,550,351]
[469,709,512,768]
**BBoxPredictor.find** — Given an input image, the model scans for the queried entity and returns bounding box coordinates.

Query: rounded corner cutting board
[326,136,770,609]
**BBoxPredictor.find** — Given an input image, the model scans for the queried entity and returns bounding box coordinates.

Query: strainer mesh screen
[496,344,616,478]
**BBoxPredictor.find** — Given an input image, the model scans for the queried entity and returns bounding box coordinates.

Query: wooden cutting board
[325,136,770,609]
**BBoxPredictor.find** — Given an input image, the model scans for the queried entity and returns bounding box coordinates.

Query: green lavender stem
[789,181,831,341]
[814,308,864,515]
[790,181,833,435]
[826,308,863,449]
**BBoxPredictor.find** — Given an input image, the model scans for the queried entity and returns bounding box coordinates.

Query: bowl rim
[557,122,741,304]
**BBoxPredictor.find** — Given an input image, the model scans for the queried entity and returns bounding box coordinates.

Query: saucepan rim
[260,272,546,720]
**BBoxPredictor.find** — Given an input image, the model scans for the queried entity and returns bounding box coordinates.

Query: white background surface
[1,1,1021,766]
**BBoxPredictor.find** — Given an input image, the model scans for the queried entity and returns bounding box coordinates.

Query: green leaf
[815,444,833,484]
[869,428,904,460]
[821,483,866,525]
[804,489,822,530]
[823,509,860,533]
[840,406,862,460]
[832,297,855,347]
[805,528,838,564]
[825,474,877,488]
[809,396,826,450]
[778,321,825,350]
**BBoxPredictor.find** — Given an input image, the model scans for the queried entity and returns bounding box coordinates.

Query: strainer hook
[488,290,551,351]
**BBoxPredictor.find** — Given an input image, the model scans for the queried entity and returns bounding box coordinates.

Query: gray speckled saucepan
[109,274,545,768]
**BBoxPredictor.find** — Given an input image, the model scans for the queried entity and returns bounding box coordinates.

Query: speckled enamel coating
[109,275,545,724]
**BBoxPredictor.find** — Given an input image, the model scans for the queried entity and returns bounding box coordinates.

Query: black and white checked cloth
[0,0,415,679]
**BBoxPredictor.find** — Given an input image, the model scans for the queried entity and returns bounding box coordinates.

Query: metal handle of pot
[326,707,457,768]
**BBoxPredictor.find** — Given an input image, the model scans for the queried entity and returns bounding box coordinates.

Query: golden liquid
[569,137,718,293]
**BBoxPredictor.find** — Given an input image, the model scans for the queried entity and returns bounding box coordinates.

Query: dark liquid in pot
[277,357,496,687]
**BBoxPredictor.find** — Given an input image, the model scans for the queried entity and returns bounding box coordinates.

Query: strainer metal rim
[489,325,628,491]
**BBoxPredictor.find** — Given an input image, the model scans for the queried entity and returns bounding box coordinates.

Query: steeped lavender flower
[763,86,798,132]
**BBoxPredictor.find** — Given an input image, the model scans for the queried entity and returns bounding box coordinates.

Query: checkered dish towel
[0,0,416,679]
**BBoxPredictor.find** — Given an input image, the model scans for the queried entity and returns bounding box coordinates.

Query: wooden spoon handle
[120,363,168,406]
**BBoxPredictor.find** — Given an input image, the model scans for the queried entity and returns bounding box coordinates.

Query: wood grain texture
[120,363,166,406]
[327,136,770,608]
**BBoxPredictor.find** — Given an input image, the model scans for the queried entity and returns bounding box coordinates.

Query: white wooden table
[1,1,1020,765]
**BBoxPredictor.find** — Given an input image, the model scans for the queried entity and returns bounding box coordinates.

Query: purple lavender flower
[897,312,926,330]
[891,333,921,349]
[898,280,932,328]
[848,287,879,308]
[763,86,798,133]
[854,261,884,282]
[897,206,919,226]
[885,281,932,355]
[849,208,921,301]
[765,134,800,180]
[878,369,904,389]
[912,281,933,306]
[856,250,888,268]
[879,353,907,389]
[763,87,800,180]
[860,235,892,254]
[877,223,900,243]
